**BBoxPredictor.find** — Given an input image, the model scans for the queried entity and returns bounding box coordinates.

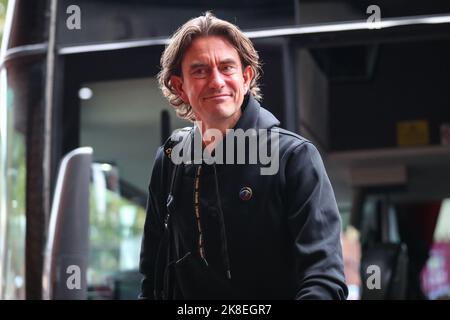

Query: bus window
[78,76,188,299]
[87,162,145,299]
[421,199,450,299]
[0,67,26,300]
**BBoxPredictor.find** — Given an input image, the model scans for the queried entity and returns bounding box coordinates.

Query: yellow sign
[397,120,430,147]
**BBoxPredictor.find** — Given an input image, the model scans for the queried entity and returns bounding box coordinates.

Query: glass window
[0,67,26,300]
[79,76,188,299]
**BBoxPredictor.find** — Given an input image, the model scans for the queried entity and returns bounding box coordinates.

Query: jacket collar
[189,93,280,137]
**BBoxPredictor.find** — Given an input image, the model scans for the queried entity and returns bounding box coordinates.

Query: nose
[208,68,225,90]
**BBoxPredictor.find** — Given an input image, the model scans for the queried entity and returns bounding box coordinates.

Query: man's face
[171,36,254,127]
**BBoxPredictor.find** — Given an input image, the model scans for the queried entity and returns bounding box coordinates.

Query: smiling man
[139,12,348,300]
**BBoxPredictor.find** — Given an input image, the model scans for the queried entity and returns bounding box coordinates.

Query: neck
[196,108,242,153]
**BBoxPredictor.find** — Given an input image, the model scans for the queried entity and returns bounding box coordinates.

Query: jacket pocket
[173,251,236,300]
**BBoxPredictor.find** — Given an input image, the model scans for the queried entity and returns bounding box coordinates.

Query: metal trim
[56,13,450,55]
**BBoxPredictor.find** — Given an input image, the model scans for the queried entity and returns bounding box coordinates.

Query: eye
[222,65,236,74]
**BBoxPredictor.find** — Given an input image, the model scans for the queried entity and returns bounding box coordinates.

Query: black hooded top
[140,94,348,300]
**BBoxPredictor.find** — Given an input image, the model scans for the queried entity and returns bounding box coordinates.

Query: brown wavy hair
[157,11,262,121]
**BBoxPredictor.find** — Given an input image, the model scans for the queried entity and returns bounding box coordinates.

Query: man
[139,12,348,300]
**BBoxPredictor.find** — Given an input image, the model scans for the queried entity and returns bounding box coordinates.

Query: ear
[242,66,255,94]
[170,75,189,103]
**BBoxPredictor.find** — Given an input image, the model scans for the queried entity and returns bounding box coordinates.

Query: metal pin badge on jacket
[164,147,172,158]
[239,187,253,201]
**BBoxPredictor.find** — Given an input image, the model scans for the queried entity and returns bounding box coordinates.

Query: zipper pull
[164,194,173,229]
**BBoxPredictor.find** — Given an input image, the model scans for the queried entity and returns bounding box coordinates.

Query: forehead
[182,35,241,66]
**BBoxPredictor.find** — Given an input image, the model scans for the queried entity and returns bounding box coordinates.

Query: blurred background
[1,0,450,300]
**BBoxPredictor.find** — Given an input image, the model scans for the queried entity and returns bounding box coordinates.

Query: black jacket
[139,95,348,300]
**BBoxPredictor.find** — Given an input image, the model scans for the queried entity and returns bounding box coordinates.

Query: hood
[173,94,281,165]
[169,94,280,283]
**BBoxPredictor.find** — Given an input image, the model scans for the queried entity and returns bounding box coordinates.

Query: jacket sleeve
[285,142,348,300]
[139,147,166,299]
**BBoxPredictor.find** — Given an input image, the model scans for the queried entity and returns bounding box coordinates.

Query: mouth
[204,94,231,100]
